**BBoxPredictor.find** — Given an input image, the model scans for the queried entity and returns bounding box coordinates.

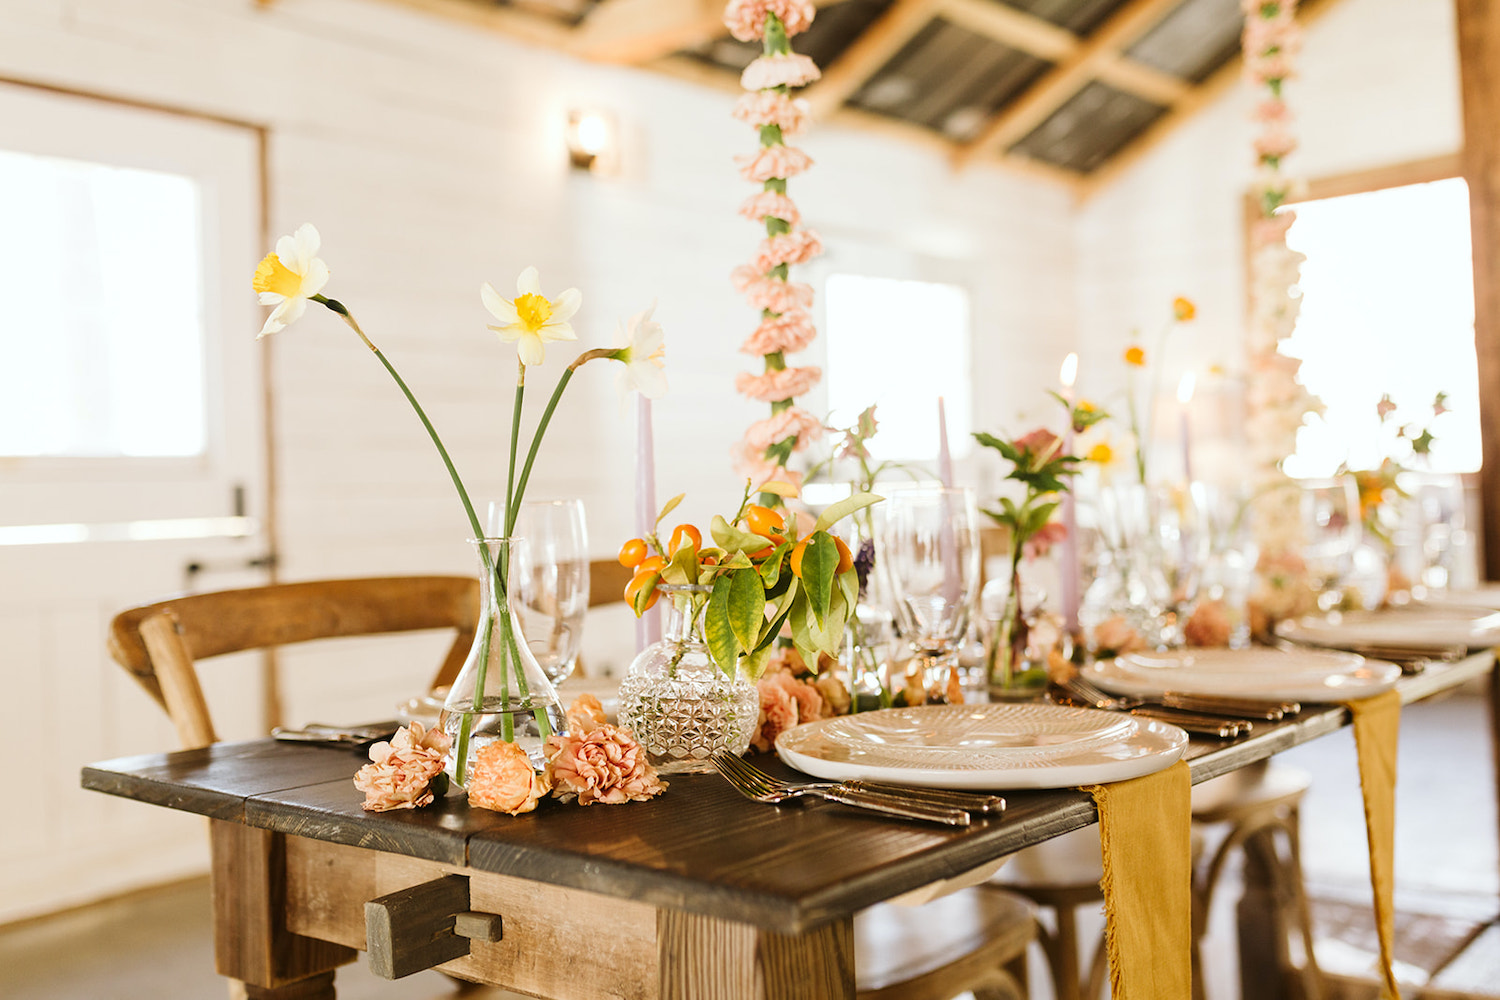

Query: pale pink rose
[752,672,801,752]
[1184,600,1233,648]
[566,693,608,734]
[732,91,811,134]
[740,275,814,313]
[1254,127,1297,160]
[1023,520,1067,560]
[754,230,823,272]
[736,144,814,183]
[352,721,451,812]
[740,53,821,91]
[467,740,550,815]
[735,365,822,403]
[738,190,802,226]
[1092,615,1147,657]
[723,0,816,41]
[731,443,804,490]
[740,308,817,355]
[544,723,667,805]
[743,406,823,452]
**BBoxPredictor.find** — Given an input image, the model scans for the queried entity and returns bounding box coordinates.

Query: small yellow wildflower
[1124,345,1146,367]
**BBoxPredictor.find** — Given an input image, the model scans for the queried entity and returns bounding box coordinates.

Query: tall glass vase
[617,584,758,773]
[442,537,567,786]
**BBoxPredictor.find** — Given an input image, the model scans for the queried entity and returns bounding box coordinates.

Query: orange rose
[467,740,550,815]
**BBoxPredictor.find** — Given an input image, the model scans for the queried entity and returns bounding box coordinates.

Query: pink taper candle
[635,396,661,651]
[1059,353,1080,637]
[937,396,954,487]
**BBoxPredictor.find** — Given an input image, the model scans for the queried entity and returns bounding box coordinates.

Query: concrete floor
[2,690,1495,1000]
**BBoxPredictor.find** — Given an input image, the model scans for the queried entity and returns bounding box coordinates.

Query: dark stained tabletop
[82,653,1493,933]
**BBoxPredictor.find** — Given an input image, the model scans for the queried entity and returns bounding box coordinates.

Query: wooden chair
[855,887,1036,1000]
[108,575,480,750]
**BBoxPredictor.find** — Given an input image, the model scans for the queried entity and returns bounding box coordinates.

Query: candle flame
[1177,372,1197,404]
[1060,352,1078,388]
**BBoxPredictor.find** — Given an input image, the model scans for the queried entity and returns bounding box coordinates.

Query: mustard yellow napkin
[1347,689,1402,999]
[1083,758,1193,1000]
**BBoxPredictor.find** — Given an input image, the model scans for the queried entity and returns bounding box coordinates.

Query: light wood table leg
[658,910,855,1000]
[210,820,356,996]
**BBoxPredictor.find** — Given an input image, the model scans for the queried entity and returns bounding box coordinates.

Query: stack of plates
[1274,607,1500,652]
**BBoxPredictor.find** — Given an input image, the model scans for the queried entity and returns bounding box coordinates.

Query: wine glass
[493,499,591,684]
[1299,476,1361,611]
[874,487,980,693]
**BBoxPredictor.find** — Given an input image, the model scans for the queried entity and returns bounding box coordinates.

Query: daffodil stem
[506,368,575,538]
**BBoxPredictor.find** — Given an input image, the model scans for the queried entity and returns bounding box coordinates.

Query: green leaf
[704,576,740,673]
[800,532,840,628]
[711,514,768,554]
[759,542,789,588]
[837,566,859,611]
[660,541,698,586]
[727,569,767,654]
[631,572,660,616]
[806,584,849,655]
[741,643,773,681]
[754,585,799,654]
[655,493,685,527]
[787,589,816,665]
[813,491,885,534]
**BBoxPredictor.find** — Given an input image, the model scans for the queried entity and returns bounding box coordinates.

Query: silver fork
[1057,676,1251,738]
[710,753,975,826]
[713,753,1005,813]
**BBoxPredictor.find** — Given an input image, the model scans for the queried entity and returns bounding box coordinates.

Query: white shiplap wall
[0,0,1075,919]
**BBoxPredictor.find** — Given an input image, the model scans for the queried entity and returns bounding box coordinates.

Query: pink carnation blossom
[566,693,608,734]
[732,263,765,293]
[544,723,667,805]
[1252,98,1291,123]
[740,308,817,355]
[1184,600,1233,648]
[724,0,816,42]
[752,673,800,752]
[737,144,814,183]
[754,229,824,272]
[731,442,804,490]
[1254,127,1297,160]
[1245,51,1296,85]
[1023,520,1067,561]
[733,91,811,134]
[467,740,550,815]
[741,275,814,313]
[739,190,802,226]
[736,365,823,402]
[1250,213,1295,248]
[741,53,821,91]
[352,722,451,812]
[744,406,823,452]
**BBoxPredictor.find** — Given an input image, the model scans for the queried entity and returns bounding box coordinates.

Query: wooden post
[1457,0,1500,582]
[658,911,856,1000]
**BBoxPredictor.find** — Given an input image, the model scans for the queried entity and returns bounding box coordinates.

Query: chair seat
[855,886,1036,1000]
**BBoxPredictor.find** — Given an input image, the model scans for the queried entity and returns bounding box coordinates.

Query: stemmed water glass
[874,486,981,693]
[493,499,591,684]
[1300,476,1361,611]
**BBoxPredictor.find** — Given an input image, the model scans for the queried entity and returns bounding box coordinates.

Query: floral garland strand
[725,0,825,492]
[1241,0,1324,629]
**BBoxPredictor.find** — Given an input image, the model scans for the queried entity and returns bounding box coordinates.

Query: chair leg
[1051,905,1083,1000]
[1083,931,1109,1000]
[1280,807,1325,1000]
[240,971,336,999]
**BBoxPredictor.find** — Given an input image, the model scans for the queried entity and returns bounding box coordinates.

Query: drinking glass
[875,487,981,689]
[1299,476,1361,611]
[492,499,591,684]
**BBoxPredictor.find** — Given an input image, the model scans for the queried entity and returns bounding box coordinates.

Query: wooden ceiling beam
[1096,54,1189,106]
[369,0,573,48]
[953,0,1184,167]
[937,0,1076,60]
[804,0,944,119]
[570,0,726,63]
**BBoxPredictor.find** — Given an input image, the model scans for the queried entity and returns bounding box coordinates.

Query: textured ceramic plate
[1087,648,1401,702]
[1274,607,1500,651]
[775,703,1187,790]
[1417,584,1500,612]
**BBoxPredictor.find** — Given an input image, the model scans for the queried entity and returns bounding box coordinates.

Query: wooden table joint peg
[364,874,476,980]
[453,911,503,943]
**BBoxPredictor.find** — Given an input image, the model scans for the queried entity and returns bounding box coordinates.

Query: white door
[0,82,269,921]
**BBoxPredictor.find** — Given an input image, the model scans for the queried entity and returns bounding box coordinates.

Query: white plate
[775,703,1187,790]
[1274,607,1500,651]
[1087,648,1401,702]
[1417,584,1500,612]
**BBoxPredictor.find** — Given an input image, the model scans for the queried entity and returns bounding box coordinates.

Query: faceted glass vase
[442,537,567,786]
[617,585,758,774]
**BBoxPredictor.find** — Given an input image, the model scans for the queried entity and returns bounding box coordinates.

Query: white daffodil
[613,302,667,399]
[1078,426,1136,484]
[252,223,330,338]
[481,266,580,366]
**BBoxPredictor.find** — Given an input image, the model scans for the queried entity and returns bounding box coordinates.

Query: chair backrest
[588,558,634,608]
[108,576,480,750]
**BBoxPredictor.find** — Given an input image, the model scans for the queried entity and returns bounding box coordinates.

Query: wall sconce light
[567,110,615,173]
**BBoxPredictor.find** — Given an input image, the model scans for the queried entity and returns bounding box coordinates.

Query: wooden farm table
[82,652,1495,1000]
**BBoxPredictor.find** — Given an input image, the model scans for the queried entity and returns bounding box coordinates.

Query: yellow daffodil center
[1123,346,1146,367]
[252,253,303,298]
[514,293,553,332]
[1173,297,1197,321]
[1088,442,1114,465]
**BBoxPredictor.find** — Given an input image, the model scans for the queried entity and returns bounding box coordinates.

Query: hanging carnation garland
[1241,0,1325,632]
[724,0,825,492]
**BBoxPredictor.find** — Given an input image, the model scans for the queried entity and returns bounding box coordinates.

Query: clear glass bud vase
[617,584,758,774]
[442,537,567,786]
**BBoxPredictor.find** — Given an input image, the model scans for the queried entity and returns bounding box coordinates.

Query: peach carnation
[1023,520,1067,561]
[566,693,608,734]
[733,91,811,134]
[352,722,451,812]
[740,275,814,313]
[1254,127,1297,160]
[739,191,802,226]
[743,406,823,452]
[735,365,823,403]
[740,308,817,355]
[724,0,816,41]
[1250,212,1295,248]
[731,442,804,490]
[814,674,851,716]
[467,740,550,816]
[1252,98,1291,123]
[736,144,814,183]
[752,670,822,752]
[1093,615,1147,657]
[1184,600,1233,648]
[754,230,823,272]
[741,53,821,91]
[544,723,667,805]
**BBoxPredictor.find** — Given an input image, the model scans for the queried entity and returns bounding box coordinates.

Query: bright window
[824,274,972,460]
[1281,177,1479,477]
